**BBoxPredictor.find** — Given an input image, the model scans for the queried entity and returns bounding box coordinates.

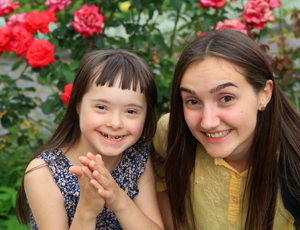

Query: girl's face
[77,76,147,160]
[180,57,272,164]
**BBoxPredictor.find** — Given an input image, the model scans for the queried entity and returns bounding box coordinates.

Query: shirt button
[235,173,241,179]
[232,197,239,203]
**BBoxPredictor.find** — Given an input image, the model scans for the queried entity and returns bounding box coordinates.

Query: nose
[200,104,220,130]
[106,112,123,130]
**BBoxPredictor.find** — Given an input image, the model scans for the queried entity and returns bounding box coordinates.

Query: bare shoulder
[24,158,69,229]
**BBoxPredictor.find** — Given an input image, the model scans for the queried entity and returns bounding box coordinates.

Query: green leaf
[8,126,18,133]
[11,60,24,71]
[170,0,182,11]
[133,36,143,49]
[7,134,18,143]
[132,0,142,9]
[62,70,76,83]
[19,74,33,81]
[24,87,36,92]
[42,99,57,115]
[0,193,10,201]
[153,35,168,49]
[69,60,80,71]
[19,106,30,115]
[7,90,19,97]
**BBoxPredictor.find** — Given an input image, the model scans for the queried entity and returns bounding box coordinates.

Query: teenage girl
[152,30,300,230]
[16,49,164,230]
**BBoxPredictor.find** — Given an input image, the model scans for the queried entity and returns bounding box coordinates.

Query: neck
[224,158,248,173]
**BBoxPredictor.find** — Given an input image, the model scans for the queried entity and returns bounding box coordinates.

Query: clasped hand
[69,152,125,217]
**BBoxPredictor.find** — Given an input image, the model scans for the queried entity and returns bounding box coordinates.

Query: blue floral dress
[29,141,148,229]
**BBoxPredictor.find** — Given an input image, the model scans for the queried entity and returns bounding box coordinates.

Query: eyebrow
[180,82,238,95]
[209,82,238,94]
[91,99,144,109]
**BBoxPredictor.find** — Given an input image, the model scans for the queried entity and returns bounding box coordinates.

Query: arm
[25,158,104,230]
[84,153,164,230]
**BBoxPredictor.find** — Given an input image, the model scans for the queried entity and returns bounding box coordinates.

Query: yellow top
[153,113,295,230]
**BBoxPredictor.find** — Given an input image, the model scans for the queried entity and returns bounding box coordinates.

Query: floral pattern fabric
[29,141,148,229]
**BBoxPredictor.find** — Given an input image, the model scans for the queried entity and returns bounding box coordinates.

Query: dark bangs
[91,50,152,95]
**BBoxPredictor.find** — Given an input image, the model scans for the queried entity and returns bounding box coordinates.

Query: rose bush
[0,0,299,229]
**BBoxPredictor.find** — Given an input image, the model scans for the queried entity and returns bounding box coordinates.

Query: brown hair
[164,30,300,229]
[16,49,158,224]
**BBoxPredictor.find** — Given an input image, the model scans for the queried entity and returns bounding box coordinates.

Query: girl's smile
[76,75,147,169]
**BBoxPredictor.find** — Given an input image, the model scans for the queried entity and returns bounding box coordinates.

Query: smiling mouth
[101,132,124,141]
[205,130,231,138]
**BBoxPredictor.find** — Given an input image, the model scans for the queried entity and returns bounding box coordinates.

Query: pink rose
[10,25,34,57]
[198,0,227,10]
[241,0,274,30]
[0,0,20,16]
[45,0,72,13]
[60,83,73,106]
[0,25,12,54]
[264,0,281,9]
[215,19,250,35]
[21,10,57,34]
[72,4,105,38]
[25,40,56,70]
[7,12,27,28]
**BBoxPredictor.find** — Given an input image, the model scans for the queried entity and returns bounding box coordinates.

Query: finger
[86,152,96,161]
[79,156,91,166]
[81,166,94,180]
[97,188,112,201]
[92,170,110,189]
[90,178,104,191]
[69,166,83,177]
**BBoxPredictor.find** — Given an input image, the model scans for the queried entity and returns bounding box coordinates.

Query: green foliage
[0,0,300,229]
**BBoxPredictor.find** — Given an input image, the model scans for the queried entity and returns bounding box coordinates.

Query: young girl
[152,30,300,230]
[16,49,164,230]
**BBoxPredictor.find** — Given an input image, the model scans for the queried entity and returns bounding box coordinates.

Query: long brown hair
[165,30,300,229]
[16,49,158,224]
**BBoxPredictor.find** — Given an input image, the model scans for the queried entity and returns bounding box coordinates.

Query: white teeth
[205,130,231,138]
[101,132,123,141]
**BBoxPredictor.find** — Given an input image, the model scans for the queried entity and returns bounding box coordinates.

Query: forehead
[180,57,247,88]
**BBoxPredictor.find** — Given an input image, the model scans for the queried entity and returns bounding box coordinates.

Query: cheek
[183,109,199,128]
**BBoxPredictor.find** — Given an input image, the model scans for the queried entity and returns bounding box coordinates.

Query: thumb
[69,166,83,178]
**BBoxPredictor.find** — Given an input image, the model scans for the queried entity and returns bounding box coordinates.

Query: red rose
[25,40,56,70]
[45,0,72,13]
[60,83,73,106]
[198,0,226,10]
[72,4,105,38]
[264,0,281,9]
[21,10,57,34]
[241,0,274,30]
[10,25,34,57]
[0,0,20,17]
[0,25,12,53]
[7,12,27,28]
[215,19,250,35]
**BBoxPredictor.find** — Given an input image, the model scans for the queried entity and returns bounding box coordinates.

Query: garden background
[0,0,300,229]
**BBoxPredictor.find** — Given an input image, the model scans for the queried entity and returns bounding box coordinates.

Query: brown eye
[220,96,233,103]
[187,100,199,105]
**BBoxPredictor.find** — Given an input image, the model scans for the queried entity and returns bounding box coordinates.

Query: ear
[258,80,273,111]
